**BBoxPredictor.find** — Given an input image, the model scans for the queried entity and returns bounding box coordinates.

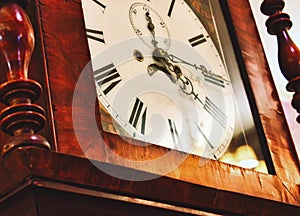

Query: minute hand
[178,76,203,105]
[167,54,231,86]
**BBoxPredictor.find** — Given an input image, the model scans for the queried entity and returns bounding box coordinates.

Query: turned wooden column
[0,0,51,155]
[261,0,300,123]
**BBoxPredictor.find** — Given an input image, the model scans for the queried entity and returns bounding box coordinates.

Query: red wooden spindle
[261,0,300,123]
[0,2,51,155]
[0,3,34,80]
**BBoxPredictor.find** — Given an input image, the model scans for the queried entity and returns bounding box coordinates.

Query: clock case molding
[0,0,299,215]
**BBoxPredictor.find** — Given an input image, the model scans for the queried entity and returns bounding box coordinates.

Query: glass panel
[207,0,270,173]
[82,0,272,174]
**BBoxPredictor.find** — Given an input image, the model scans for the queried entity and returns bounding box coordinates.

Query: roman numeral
[194,122,214,149]
[168,119,179,144]
[86,29,105,43]
[204,97,227,128]
[94,63,121,95]
[92,0,106,10]
[204,73,225,88]
[129,98,147,135]
[198,65,229,88]
[202,67,226,88]
[188,34,207,47]
[168,0,176,17]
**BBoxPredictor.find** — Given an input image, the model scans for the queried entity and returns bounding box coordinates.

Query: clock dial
[129,2,171,50]
[82,0,236,159]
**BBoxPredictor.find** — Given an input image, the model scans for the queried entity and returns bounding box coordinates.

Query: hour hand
[147,63,177,83]
[152,48,182,79]
[147,63,204,105]
[167,53,231,85]
[146,12,155,34]
[145,12,158,47]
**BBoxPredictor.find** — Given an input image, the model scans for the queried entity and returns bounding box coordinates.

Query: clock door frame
[15,0,299,214]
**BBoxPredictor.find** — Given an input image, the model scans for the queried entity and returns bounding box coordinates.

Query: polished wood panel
[36,0,100,154]
[0,3,51,155]
[0,148,298,215]
[0,187,38,216]
[0,0,298,215]
[225,0,299,182]
[0,0,56,151]
[29,0,299,207]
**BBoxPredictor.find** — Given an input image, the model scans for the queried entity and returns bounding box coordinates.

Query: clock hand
[146,44,209,107]
[178,76,228,129]
[178,76,204,106]
[167,53,231,84]
[148,60,228,128]
[152,47,182,79]
[148,48,205,105]
[145,11,158,47]
[147,63,177,83]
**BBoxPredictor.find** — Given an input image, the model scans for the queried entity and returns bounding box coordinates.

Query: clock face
[82,0,235,159]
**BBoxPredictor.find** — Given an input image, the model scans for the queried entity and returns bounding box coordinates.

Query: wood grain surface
[0,0,298,215]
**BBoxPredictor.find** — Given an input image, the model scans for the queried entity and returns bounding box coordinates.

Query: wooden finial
[261,0,300,123]
[0,2,51,155]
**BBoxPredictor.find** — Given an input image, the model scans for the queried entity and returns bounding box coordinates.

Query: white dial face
[129,3,171,50]
[82,0,235,159]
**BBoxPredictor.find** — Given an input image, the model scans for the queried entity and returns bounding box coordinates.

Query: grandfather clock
[0,0,299,215]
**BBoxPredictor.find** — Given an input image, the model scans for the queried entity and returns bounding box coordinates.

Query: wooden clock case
[0,0,299,215]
